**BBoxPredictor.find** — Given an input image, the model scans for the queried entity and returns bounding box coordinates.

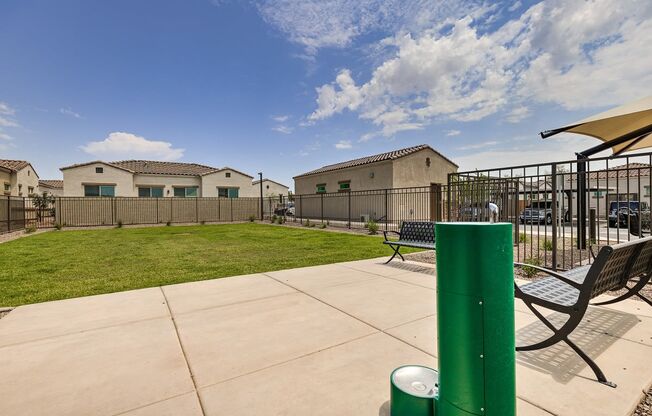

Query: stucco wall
[41,186,64,197]
[391,149,457,189]
[134,174,201,197]
[14,166,40,196]
[202,170,256,197]
[256,180,289,198]
[294,160,394,195]
[1,170,11,195]
[63,163,135,197]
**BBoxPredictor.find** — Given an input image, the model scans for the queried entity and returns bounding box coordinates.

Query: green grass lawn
[0,223,417,306]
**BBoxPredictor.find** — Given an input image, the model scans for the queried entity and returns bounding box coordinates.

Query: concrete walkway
[1,258,651,415]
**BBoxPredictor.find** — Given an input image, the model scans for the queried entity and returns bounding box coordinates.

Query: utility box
[434,222,516,416]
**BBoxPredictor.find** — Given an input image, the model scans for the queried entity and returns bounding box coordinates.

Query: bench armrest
[383,230,401,241]
[514,262,583,289]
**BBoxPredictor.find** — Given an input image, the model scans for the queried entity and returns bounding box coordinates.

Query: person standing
[488,202,499,223]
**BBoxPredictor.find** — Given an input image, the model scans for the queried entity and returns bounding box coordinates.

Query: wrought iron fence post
[384,189,388,231]
[7,197,11,232]
[551,164,558,270]
[348,190,351,229]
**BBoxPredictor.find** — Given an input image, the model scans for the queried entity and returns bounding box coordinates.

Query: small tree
[31,192,55,221]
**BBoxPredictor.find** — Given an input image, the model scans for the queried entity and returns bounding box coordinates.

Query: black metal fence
[283,185,446,231]
[448,151,652,270]
[0,196,27,233]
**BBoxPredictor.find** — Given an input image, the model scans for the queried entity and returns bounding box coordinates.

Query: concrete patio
[1,258,650,416]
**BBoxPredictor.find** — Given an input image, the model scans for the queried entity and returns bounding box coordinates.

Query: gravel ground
[634,387,652,416]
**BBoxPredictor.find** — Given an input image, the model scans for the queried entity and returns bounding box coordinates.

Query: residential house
[253,178,289,198]
[0,160,39,197]
[293,144,457,222]
[38,180,64,197]
[60,160,255,198]
[293,144,458,195]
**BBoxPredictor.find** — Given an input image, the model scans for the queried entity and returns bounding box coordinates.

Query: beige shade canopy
[541,95,652,156]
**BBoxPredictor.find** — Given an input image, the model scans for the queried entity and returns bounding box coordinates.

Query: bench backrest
[400,221,435,244]
[585,237,652,298]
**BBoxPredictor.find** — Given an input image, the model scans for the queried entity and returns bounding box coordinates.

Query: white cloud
[272,125,293,134]
[0,102,15,116]
[81,132,184,161]
[456,141,498,151]
[0,132,12,141]
[255,0,483,56]
[445,129,461,136]
[307,0,652,137]
[334,140,352,149]
[60,107,82,119]
[505,106,530,123]
[272,115,290,122]
[0,102,18,128]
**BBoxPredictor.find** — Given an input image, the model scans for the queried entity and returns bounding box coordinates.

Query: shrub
[310,223,316,228]
[271,215,277,224]
[54,222,63,231]
[248,215,256,222]
[542,239,554,251]
[326,220,330,226]
[304,219,311,227]
[166,221,172,226]
[276,216,284,224]
[521,257,542,279]
[116,220,123,228]
[25,225,37,234]
[367,220,379,235]
[518,233,528,243]
[200,220,206,225]
[320,223,327,229]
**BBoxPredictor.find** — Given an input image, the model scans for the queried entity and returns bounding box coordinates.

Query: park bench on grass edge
[382,221,435,264]
[514,237,652,387]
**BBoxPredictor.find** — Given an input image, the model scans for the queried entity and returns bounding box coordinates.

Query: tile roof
[293,144,457,178]
[39,179,64,189]
[588,163,651,179]
[61,160,221,176]
[252,178,289,188]
[0,160,30,172]
[111,160,219,176]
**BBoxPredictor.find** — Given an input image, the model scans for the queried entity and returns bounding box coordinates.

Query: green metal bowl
[390,365,438,416]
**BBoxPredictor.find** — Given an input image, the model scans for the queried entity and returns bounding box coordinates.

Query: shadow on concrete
[384,261,435,275]
[378,400,390,416]
[516,307,639,383]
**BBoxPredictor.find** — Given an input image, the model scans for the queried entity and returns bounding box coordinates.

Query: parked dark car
[608,201,649,227]
[274,202,295,217]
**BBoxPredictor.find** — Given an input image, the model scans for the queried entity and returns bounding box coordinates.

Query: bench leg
[592,275,651,307]
[384,244,405,264]
[516,287,616,387]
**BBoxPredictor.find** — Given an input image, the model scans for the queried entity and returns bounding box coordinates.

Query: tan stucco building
[0,160,40,197]
[60,160,256,198]
[293,144,457,195]
[253,179,289,198]
[38,180,64,197]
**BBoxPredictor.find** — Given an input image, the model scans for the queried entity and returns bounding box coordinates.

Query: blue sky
[1,0,651,188]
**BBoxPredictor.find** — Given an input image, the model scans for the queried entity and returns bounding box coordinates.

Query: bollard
[390,365,438,416]
[435,222,515,416]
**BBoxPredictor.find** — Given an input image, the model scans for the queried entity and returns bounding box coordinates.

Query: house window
[173,187,198,198]
[225,172,231,178]
[96,167,104,174]
[84,185,115,197]
[316,184,326,194]
[27,170,30,176]
[266,185,269,189]
[646,186,650,197]
[338,181,351,192]
[28,186,34,194]
[4,183,10,192]
[138,187,164,198]
[218,187,239,198]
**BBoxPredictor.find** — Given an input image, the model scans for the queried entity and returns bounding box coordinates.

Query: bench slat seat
[515,237,652,387]
[383,221,435,263]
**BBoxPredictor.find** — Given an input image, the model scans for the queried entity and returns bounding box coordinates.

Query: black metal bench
[515,237,652,387]
[383,221,435,264]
